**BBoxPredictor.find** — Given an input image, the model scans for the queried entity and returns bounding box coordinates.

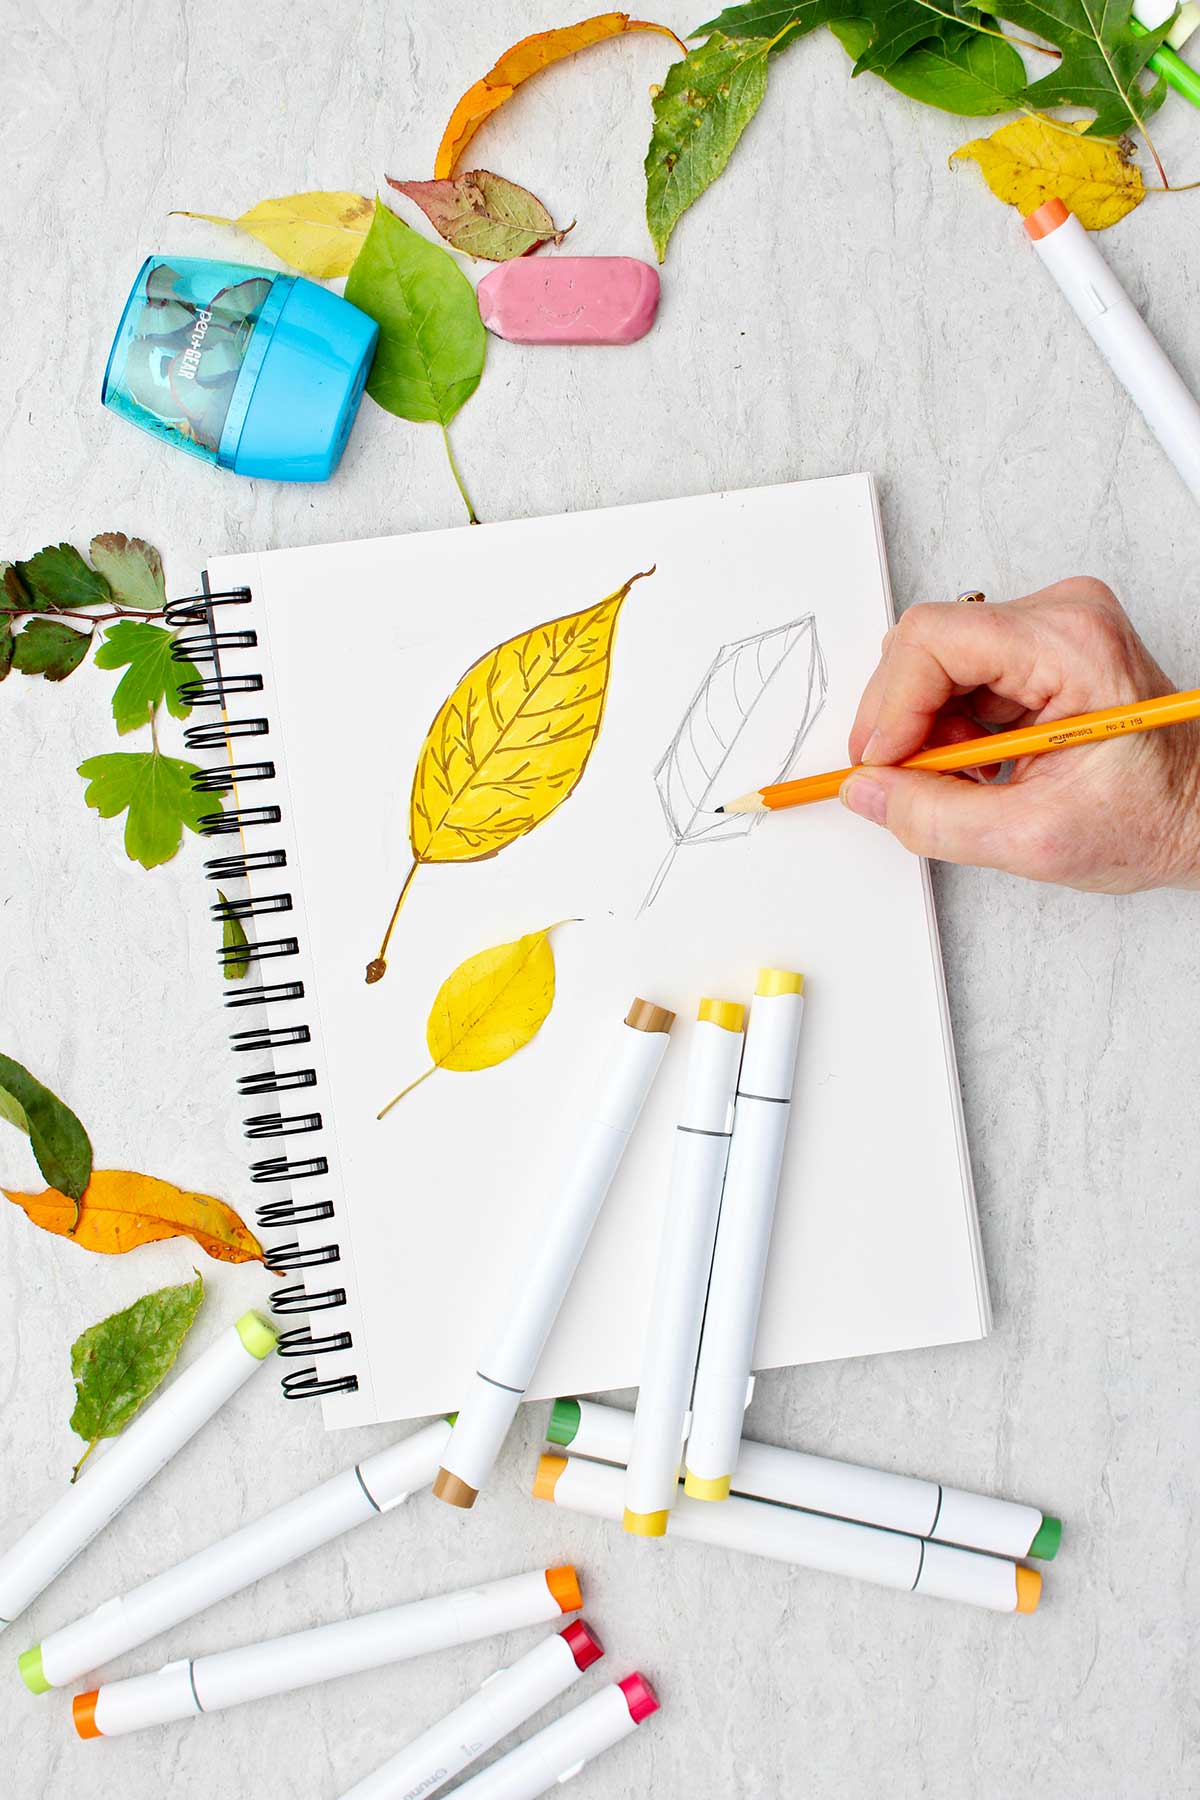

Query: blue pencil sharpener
[102,255,379,482]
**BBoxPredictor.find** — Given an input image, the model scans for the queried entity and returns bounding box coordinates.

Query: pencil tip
[714,805,724,814]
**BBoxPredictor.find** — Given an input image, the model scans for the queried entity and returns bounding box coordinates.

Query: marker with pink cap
[447,1674,660,1799]
[1024,198,1200,504]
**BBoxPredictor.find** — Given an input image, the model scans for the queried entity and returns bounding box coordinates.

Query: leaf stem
[440,425,479,525]
[377,1065,436,1119]
[367,858,419,984]
[0,604,167,627]
[71,1438,99,1484]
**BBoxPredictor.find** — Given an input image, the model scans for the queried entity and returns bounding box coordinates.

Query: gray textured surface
[2,2,1199,1795]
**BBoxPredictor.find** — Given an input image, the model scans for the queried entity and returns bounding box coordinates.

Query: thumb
[841,767,1033,873]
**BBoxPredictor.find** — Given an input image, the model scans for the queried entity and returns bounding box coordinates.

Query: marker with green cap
[1,1308,276,1644]
[550,1396,1062,1564]
[1131,0,1200,110]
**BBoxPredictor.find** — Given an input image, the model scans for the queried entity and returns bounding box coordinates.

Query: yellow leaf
[4,1170,264,1263]
[434,13,687,178]
[170,192,376,277]
[378,923,566,1116]
[951,117,1144,232]
[366,567,653,982]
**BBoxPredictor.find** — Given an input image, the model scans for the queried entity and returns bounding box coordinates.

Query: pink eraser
[477,256,660,346]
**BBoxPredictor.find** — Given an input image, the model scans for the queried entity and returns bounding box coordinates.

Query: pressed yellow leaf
[170,192,376,277]
[4,1170,264,1263]
[365,567,653,984]
[378,923,564,1116]
[951,117,1144,231]
[434,13,686,178]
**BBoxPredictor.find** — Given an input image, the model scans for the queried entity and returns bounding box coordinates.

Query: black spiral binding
[170,581,357,1401]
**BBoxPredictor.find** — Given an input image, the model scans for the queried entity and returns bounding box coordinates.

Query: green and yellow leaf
[170,192,375,278]
[952,116,1145,230]
[645,33,774,262]
[386,171,571,261]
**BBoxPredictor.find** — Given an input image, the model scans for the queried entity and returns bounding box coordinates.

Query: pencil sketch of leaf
[640,615,826,913]
[366,568,654,983]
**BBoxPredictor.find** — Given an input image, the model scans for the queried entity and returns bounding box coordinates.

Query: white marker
[27,1418,452,1691]
[2,1309,276,1644]
[338,1620,604,1800]
[449,1675,660,1800]
[435,998,675,1510]
[535,1454,1040,1615]
[685,970,803,1500]
[73,1564,582,1739]
[624,999,743,1537]
[1025,198,1200,504]
[553,1397,1061,1562]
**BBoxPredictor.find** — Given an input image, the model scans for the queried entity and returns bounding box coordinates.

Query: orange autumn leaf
[434,12,686,178]
[4,1169,264,1264]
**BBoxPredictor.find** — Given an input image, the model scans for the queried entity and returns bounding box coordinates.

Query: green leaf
[695,0,860,36]
[12,618,91,682]
[94,621,199,734]
[88,534,167,611]
[345,202,486,427]
[0,1052,93,1203]
[68,1274,205,1480]
[14,543,112,611]
[217,890,251,979]
[831,15,1025,111]
[77,750,213,870]
[386,171,571,262]
[0,616,12,684]
[646,34,775,262]
[1,561,35,615]
[1001,0,1171,137]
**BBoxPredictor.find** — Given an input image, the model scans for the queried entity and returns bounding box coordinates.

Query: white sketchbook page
[207,477,988,1430]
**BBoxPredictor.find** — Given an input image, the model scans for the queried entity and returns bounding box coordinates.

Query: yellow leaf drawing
[951,117,1144,232]
[378,923,567,1116]
[366,567,653,982]
[170,192,376,278]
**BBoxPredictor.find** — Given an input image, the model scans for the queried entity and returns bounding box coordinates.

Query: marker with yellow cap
[434,998,675,1512]
[72,1565,582,1739]
[623,998,744,1538]
[0,1309,276,1641]
[536,1455,1041,1616]
[555,1397,1061,1563]
[685,970,804,1502]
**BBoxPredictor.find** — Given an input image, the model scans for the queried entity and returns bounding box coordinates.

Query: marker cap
[547,1398,581,1447]
[18,1644,48,1694]
[1028,1515,1062,1560]
[623,1507,669,1538]
[533,1453,568,1501]
[618,1672,660,1723]
[73,1691,102,1739]
[560,1619,605,1670]
[235,1309,279,1359]
[755,968,803,997]
[682,1471,731,1502]
[625,997,676,1034]
[698,997,745,1033]
[544,1564,583,1613]
[1015,1565,1042,1614]
[1023,198,1070,241]
[433,1467,478,1509]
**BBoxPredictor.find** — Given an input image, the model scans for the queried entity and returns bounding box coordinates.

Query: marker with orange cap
[624,998,744,1538]
[684,971,804,1502]
[448,1674,660,1799]
[434,998,675,1512]
[338,1620,604,1800]
[535,1454,1041,1616]
[72,1565,581,1740]
[1025,197,1200,503]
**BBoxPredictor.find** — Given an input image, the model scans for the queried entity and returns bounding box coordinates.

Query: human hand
[841,579,1200,892]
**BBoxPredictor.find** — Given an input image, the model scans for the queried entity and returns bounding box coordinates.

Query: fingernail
[860,730,883,764]
[841,775,887,825]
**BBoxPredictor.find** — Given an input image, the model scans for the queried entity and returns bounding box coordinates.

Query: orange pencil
[718,689,1200,814]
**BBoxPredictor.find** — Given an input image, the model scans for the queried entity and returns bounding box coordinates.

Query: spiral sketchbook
[174,475,989,1428]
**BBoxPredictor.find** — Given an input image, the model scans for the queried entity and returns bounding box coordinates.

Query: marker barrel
[75,1566,581,1738]
[559,1397,1057,1561]
[437,1001,673,1505]
[624,1004,743,1535]
[538,1455,1039,1615]
[449,1677,659,1800]
[686,976,803,1495]
[1028,203,1200,502]
[35,1418,451,1689]
[0,1310,276,1633]
[338,1621,603,1800]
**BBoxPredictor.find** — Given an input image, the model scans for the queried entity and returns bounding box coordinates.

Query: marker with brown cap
[434,998,675,1511]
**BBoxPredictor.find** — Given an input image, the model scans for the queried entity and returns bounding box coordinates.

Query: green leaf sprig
[68,1274,205,1481]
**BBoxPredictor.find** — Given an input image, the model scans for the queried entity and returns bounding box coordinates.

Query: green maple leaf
[833,15,1026,112]
[77,749,214,870]
[11,618,91,682]
[694,0,978,57]
[1001,0,1171,137]
[94,621,200,735]
[68,1275,204,1481]
[14,543,112,611]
